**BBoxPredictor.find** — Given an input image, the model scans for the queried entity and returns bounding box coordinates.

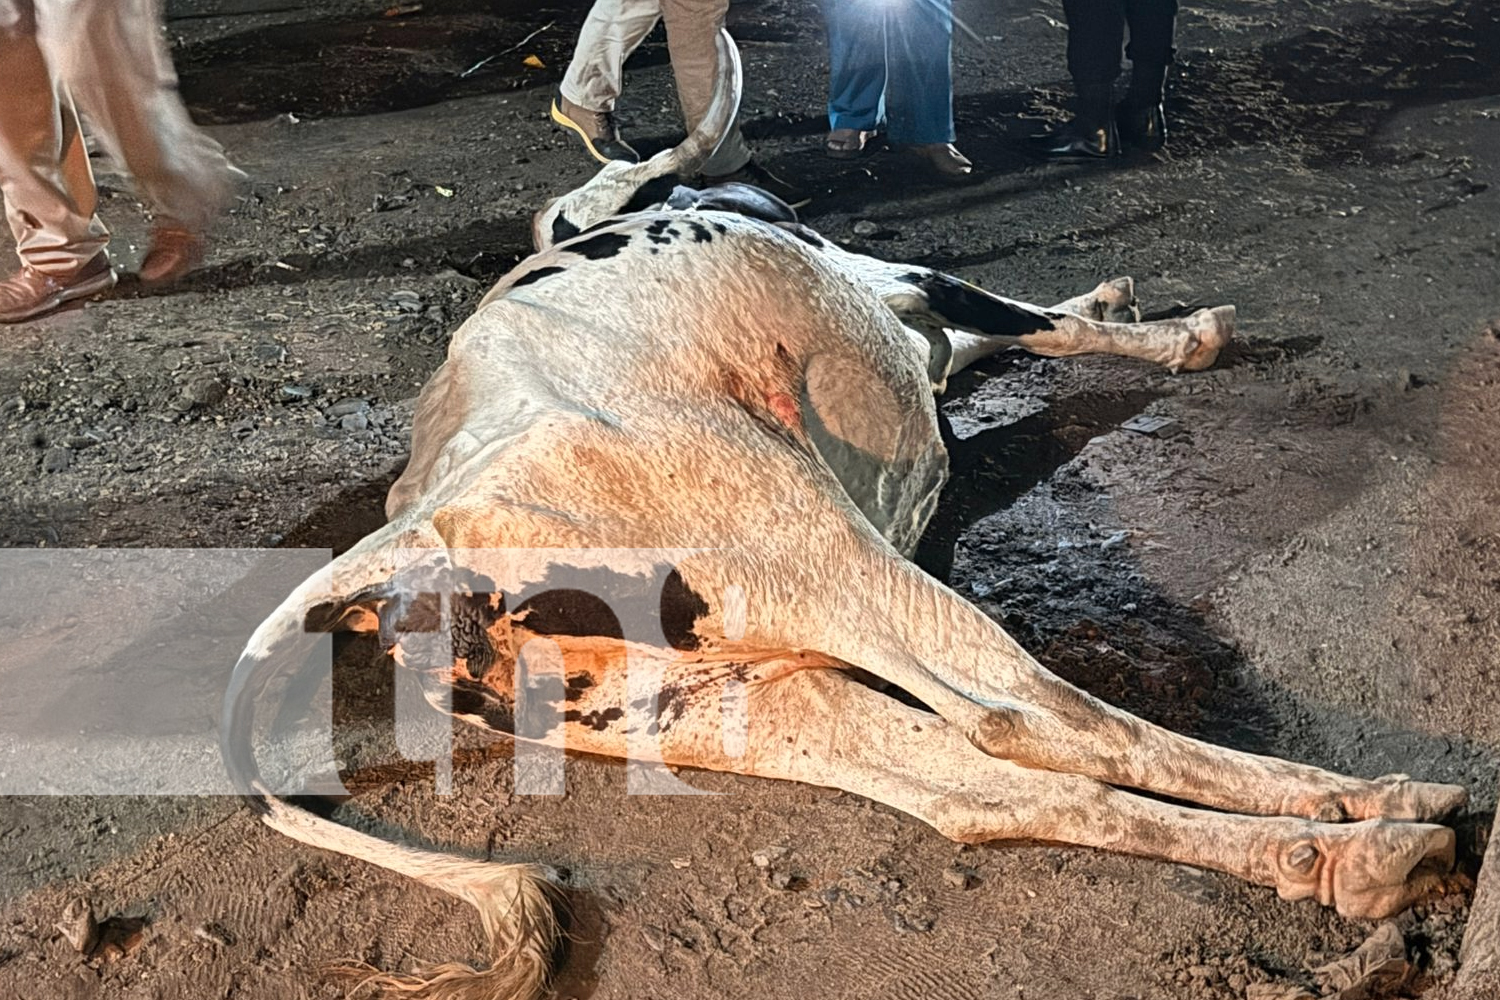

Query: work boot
[1117,60,1169,152]
[1032,83,1119,161]
[550,92,640,164]
[139,226,206,287]
[702,159,809,209]
[0,252,115,323]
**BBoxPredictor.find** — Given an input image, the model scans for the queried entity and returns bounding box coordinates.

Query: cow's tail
[530,28,742,250]
[221,523,564,1000]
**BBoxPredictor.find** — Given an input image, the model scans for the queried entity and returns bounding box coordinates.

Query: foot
[0,252,115,323]
[549,93,640,165]
[1031,118,1119,161]
[139,226,206,287]
[900,142,973,181]
[702,159,809,209]
[1268,819,1458,919]
[825,127,876,160]
[1057,277,1140,324]
[1116,100,1167,152]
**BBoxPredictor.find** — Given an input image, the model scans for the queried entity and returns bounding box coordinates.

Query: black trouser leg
[1122,0,1178,107]
[1045,0,1126,156]
[1062,0,1128,87]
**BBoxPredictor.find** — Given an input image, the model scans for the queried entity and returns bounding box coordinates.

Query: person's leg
[1122,0,1177,103]
[558,0,663,113]
[883,0,955,145]
[38,0,243,283]
[881,0,968,177]
[0,0,113,321]
[1036,0,1125,158]
[1118,0,1176,148]
[658,0,751,176]
[0,1,108,276]
[823,0,888,135]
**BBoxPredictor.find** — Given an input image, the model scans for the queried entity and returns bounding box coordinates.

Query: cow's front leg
[734,669,1458,920]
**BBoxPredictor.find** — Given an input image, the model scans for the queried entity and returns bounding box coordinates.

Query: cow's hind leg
[966,667,1471,826]
[743,670,1458,920]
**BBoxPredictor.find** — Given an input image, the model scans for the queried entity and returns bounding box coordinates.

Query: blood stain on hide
[767,391,800,427]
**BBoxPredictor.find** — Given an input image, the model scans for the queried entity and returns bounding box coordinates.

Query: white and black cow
[222,30,1467,1000]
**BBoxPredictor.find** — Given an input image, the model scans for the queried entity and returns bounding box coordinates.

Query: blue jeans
[823,0,955,145]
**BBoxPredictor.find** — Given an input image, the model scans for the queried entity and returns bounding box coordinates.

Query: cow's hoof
[1292,776,1466,824]
[1174,305,1236,372]
[1095,277,1140,324]
[1272,819,1457,919]
[1344,774,1468,822]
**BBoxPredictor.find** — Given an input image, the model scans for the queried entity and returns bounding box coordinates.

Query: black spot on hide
[660,569,710,651]
[620,175,679,215]
[563,706,625,731]
[569,231,632,260]
[451,678,516,734]
[515,588,623,641]
[512,563,707,649]
[907,271,1059,337]
[551,215,581,245]
[564,673,596,701]
[511,265,567,289]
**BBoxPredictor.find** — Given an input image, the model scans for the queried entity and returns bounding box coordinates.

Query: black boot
[1033,83,1118,161]
[1117,61,1168,151]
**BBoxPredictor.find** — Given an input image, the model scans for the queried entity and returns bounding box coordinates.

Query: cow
[222,31,1468,1000]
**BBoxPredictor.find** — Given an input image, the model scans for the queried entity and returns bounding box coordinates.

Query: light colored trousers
[0,0,241,276]
[559,0,752,175]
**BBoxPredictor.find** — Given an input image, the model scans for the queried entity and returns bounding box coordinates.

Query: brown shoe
[903,142,974,180]
[0,252,115,323]
[825,127,876,160]
[139,226,205,287]
[550,92,640,164]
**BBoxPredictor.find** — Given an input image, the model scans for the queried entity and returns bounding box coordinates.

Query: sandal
[824,128,875,160]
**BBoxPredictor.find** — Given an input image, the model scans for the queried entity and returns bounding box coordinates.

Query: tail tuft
[260,794,564,1000]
